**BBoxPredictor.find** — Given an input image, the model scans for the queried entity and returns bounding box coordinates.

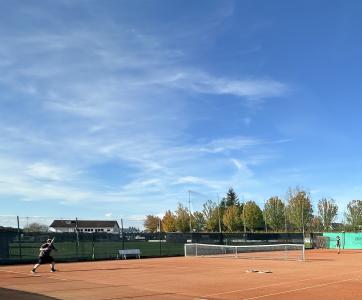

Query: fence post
[75,218,79,259]
[92,232,95,260]
[17,216,22,260]
[159,219,162,257]
[121,219,124,250]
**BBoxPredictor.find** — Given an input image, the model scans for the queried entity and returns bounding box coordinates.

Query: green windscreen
[323,232,362,249]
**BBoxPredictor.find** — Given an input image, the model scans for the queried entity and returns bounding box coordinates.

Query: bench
[118,249,141,260]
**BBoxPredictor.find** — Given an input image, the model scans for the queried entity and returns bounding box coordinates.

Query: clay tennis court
[1,249,362,300]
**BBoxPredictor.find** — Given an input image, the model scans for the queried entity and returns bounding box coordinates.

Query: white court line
[242,276,362,300]
[202,269,362,298]
[0,269,40,277]
[0,269,78,282]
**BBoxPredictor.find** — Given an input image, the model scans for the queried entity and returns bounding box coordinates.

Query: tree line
[144,187,362,233]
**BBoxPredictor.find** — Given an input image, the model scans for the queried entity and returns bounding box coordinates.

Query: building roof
[50,220,119,228]
[0,226,18,232]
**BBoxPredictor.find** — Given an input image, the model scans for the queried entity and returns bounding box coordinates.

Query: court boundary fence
[0,230,305,264]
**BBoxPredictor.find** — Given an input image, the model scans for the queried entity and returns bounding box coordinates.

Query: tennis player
[31,239,57,273]
[336,236,341,254]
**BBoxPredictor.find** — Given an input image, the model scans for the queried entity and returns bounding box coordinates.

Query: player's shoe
[51,268,56,272]
[31,269,36,274]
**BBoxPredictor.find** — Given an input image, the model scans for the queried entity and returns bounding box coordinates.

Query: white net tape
[184,243,305,261]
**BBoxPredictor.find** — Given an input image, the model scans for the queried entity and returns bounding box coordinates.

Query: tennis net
[184,243,305,261]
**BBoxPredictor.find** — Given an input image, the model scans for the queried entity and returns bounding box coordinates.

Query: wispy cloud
[25,162,73,181]
[0,2,291,219]
[162,72,288,99]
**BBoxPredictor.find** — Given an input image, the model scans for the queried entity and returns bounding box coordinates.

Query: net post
[196,243,198,256]
[235,245,237,258]
[184,244,186,257]
[302,244,305,261]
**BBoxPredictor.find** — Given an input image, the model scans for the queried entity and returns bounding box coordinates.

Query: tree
[223,205,243,232]
[221,187,240,208]
[345,200,362,230]
[310,216,323,232]
[318,198,338,230]
[264,197,285,231]
[243,201,264,232]
[175,204,191,232]
[193,211,206,232]
[124,226,140,233]
[287,187,313,231]
[202,200,222,232]
[23,222,49,232]
[162,210,177,232]
[144,215,160,233]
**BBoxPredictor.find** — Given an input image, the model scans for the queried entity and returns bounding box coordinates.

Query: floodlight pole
[264,199,268,233]
[217,193,222,233]
[284,197,288,233]
[243,196,246,234]
[188,190,192,233]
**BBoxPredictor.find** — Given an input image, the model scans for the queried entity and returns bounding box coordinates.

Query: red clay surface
[1,249,362,300]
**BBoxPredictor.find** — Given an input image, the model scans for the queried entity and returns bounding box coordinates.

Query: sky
[1,0,362,228]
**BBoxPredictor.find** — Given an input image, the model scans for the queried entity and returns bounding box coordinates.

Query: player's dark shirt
[39,243,55,257]
[336,240,340,247]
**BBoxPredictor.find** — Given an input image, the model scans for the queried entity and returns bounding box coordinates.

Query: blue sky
[1,0,362,227]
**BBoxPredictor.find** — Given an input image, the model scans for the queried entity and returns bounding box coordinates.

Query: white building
[49,220,120,234]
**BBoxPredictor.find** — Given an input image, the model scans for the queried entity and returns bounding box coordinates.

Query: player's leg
[50,258,56,272]
[31,263,40,273]
[31,256,43,273]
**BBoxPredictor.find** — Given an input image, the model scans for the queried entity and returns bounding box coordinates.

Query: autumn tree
[23,222,49,232]
[192,211,206,232]
[162,210,177,232]
[144,215,160,233]
[175,204,191,232]
[318,198,338,230]
[202,200,222,232]
[287,187,313,231]
[243,201,264,232]
[264,196,285,231]
[345,200,362,230]
[223,205,243,232]
[310,216,323,232]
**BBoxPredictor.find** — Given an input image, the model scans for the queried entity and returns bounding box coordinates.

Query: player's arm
[39,243,49,251]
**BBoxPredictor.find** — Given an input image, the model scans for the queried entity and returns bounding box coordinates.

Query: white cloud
[230,159,253,177]
[0,7,291,219]
[167,72,288,99]
[173,176,222,189]
[26,162,71,181]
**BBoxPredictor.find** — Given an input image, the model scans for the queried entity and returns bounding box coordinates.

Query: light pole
[264,199,268,233]
[188,190,192,233]
[243,196,246,234]
[217,193,222,233]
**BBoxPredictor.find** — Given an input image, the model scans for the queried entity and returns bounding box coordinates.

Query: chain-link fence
[0,215,304,264]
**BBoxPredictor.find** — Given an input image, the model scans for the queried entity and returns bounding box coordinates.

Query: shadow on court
[0,288,60,300]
